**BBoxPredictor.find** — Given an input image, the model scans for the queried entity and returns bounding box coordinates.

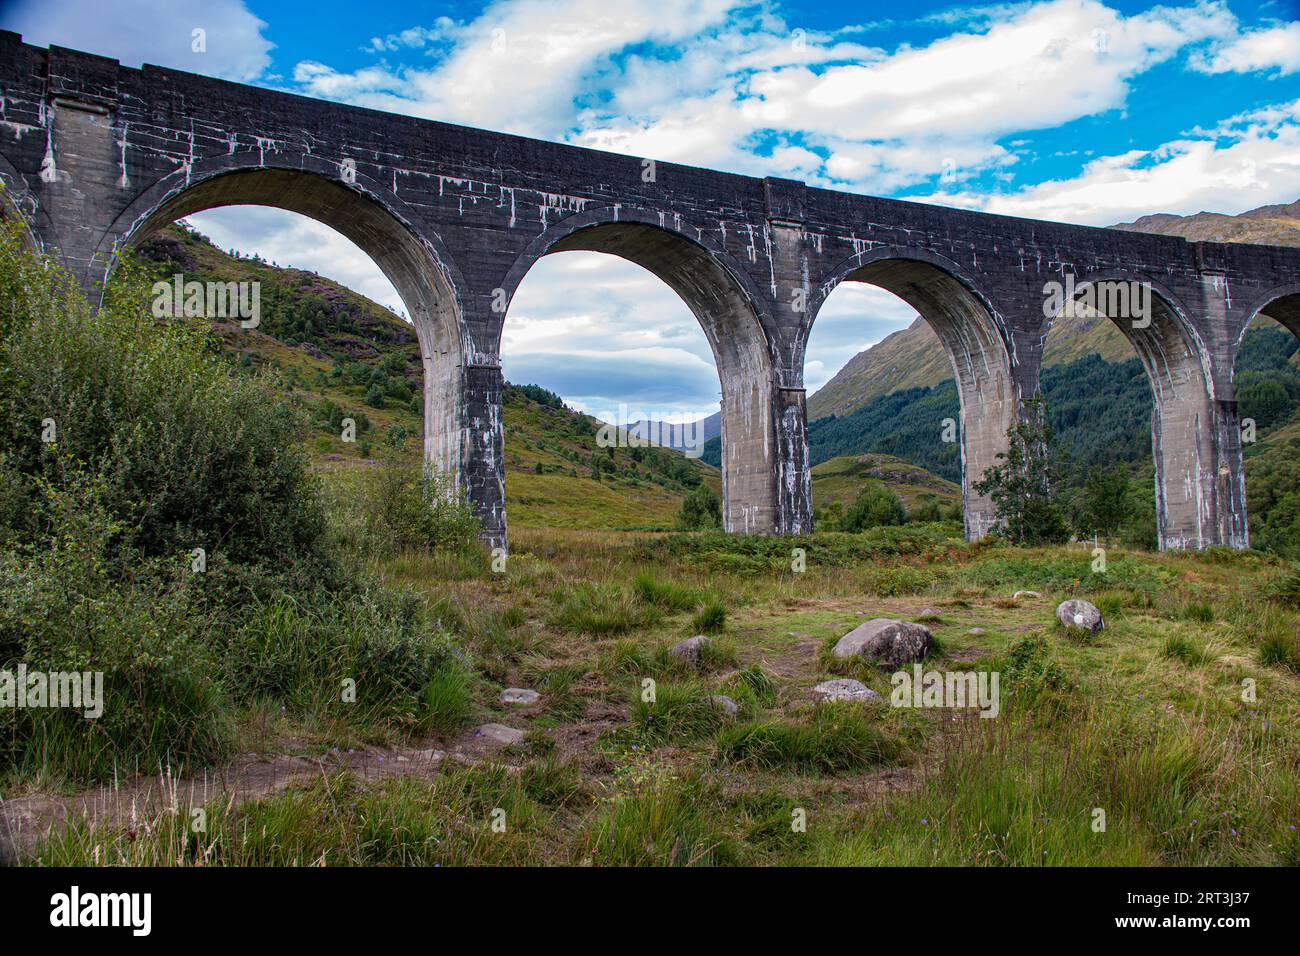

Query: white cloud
[1191,20,1300,76]
[923,98,1300,225]
[293,0,738,139]
[1,0,273,82]
[503,252,721,416]
[285,0,1245,194]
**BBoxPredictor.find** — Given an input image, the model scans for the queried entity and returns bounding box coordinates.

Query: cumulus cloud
[924,98,1300,225]
[284,0,1253,194]
[1,0,273,82]
[503,252,722,417]
[1190,20,1300,76]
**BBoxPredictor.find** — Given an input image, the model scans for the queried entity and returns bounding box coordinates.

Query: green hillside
[138,224,720,531]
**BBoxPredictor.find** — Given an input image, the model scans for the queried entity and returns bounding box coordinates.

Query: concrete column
[719,373,778,533]
[762,180,815,535]
[457,362,506,551]
[1211,399,1249,549]
[774,386,812,534]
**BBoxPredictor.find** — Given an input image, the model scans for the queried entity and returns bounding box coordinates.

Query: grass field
[11,516,1298,867]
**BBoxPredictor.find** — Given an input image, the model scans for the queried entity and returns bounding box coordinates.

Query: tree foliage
[972,400,1071,546]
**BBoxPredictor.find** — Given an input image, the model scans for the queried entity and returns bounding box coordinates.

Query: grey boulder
[812,679,881,703]
[669,635,711,667]
[832,618,934,666]
[1056,599,1103,634]
[711,695,739,716]
[477,724,526,747]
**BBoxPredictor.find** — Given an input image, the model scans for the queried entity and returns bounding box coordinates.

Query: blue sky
[6,0,1300,419]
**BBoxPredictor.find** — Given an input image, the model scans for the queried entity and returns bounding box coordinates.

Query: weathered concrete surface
[3,33,1297,551]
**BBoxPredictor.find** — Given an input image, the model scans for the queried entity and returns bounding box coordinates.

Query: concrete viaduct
[3,33,1298,551]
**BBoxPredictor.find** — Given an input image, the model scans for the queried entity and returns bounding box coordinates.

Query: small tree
[677,483,722,531]
[1080,463,1130,542]
[840,480,907,532]
[972,400,1070,546]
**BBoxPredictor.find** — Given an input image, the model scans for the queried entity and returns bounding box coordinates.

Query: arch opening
[105,168,466,485]
[805,256,1017,541]
[1046,277,1219,550]
[1232,297,1300,557]
[500,220,779,537]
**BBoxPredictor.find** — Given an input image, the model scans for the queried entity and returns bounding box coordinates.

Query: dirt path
[0,721,551,865]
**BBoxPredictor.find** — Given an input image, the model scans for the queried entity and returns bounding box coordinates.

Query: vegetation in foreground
[1,218,1297,867]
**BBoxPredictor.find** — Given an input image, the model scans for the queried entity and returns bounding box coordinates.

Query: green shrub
[0,472,229,784]
[841,480,907,532]
[338,457,481,556]
[676,483,722,531]
[0,232,327,572]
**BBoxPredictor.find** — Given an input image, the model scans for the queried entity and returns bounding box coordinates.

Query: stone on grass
[1056,599,1103,634]
[1012,590,1041,601]
[501,688,540,706]
[476,724,526,747]
[669,635,711,667]
[812,679,881,703]
[832,618,933,667]
[968,627,986,636]
[711,695,739,716]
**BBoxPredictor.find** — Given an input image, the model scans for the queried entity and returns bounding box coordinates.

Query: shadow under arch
[1239,283,1300,348]
[809,247,1019,541]
[1047,271,1223,549]
[93,160,470,485]
[499,206,784,534]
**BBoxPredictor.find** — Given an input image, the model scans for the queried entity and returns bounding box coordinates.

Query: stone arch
[93,157,470,490]
[1046,271,1223,549]
[1225,283,1300,551]
[808,247,1019,540]
[1237,283,1300,348]
[498,206,783,535]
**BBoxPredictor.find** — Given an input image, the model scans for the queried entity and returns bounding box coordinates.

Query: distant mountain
[807,199,1300,422]
[621,411,721,455]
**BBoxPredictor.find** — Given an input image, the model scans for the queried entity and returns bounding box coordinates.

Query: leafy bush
[677,483,722,530]
[338,457,481,556]
[0,224,328,572]
[841,480,908,532]
[0,472,229,783]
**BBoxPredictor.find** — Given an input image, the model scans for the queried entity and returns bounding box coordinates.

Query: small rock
[812,679,881,703]
[501,688,540,706]
[1056,599,1103,634]
[669,635,711,666]
[968,627,986,636]
[711,695,739,716]
[1013,590,1041,601]
[917,607,941,620]
[476,724,526,747]
[833,618,934,666]
[410,748,446,763]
